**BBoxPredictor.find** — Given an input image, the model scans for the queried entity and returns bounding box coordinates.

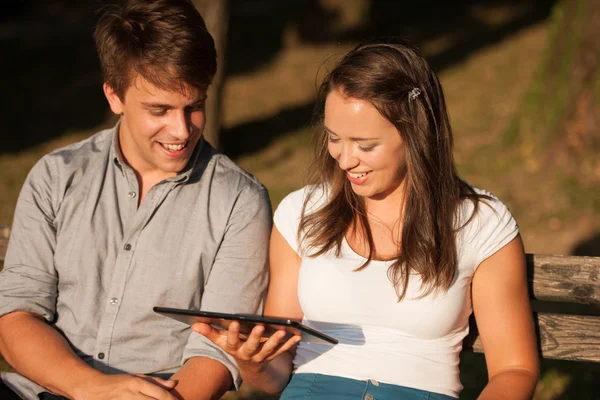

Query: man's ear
[103,83,124,115]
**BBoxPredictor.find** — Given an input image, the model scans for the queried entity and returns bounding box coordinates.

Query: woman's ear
[103,83,124,115]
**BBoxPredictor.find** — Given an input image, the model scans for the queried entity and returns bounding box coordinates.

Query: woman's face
[325,88,407,201]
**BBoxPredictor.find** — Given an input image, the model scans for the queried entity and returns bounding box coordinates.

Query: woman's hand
[192,321,301,369]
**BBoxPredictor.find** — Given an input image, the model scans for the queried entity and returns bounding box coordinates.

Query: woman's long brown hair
[299,39,485,300]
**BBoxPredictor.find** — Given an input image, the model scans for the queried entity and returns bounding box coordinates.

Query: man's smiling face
[104,73,207,180]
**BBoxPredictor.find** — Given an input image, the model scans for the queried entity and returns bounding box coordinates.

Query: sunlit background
[1,0,598,398]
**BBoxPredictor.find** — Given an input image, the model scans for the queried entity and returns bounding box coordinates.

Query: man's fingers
[192,322,227,344]
[241,324,265,353]
[265,335,301,362]
[138,378,178,400]
[256,330,293,361]
[225,321,242,350]
[133,374,177,389]
[191,322,213,337]
[259,330,287,354]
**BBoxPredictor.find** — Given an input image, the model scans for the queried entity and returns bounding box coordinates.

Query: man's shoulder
[42,127,114,169]
[25,127,114,189]
[209,153,267,195]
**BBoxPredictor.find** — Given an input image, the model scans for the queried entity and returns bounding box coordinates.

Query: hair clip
[409,87,421,101]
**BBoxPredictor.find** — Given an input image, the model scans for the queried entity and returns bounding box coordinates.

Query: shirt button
[128,191,137,198]
[364,393,374,400]
[98,352,105,360]
[124,243,132,251]
[110,298,119,305]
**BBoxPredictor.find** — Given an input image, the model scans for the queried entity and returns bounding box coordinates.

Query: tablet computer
[153,306,338,345]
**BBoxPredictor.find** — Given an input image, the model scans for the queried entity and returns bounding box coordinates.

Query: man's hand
[71,374,178,400]
[193,321,300,369]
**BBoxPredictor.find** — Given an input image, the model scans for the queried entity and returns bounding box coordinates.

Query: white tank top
[273,185,519,398]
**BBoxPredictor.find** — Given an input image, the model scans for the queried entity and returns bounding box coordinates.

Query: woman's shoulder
[273,184,328,254]
[276,184,329,214]
[458,185,513,226]
[458,184,519,267]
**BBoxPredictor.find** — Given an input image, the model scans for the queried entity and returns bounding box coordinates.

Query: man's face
[104,74,207,180]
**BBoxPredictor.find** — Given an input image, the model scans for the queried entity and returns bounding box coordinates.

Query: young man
[0,1,272,399]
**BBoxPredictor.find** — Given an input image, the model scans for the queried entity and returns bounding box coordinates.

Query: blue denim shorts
[280,373,456,400]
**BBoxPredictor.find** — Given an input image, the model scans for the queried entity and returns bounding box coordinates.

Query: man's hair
[94,0,217,100]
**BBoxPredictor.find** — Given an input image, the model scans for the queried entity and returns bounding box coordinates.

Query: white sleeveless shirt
[273,185,519,398]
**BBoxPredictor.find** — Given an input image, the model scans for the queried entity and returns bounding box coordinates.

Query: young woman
[194,39,539,399]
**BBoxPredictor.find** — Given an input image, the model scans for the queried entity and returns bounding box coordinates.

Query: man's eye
[150,109,167,116]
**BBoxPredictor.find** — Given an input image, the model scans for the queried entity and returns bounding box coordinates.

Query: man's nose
[169,111,191,139]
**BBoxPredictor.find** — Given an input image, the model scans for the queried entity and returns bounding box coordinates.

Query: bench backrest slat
[465,312,600,362]
[528,254,600,305]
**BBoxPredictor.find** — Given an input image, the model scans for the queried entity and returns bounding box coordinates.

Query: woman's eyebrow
[324,126,379,141]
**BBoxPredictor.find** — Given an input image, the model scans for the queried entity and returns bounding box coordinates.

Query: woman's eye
[327,136,340,143]
[359,145,375,152]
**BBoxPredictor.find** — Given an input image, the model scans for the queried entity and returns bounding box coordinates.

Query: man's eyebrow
[141,102,172,108]
[140,98,206,108]
[324,126,379,141]
[186,98,206,107]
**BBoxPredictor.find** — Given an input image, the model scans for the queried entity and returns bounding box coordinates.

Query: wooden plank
[465,313,600,362]
[527,254,600,305]
[0,225,9,262]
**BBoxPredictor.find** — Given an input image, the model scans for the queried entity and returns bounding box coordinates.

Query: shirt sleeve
[273,187,306,254]
[468,193,520,270]
[181,332,242,389]
[188,185,272,388]
[0,157,59,321]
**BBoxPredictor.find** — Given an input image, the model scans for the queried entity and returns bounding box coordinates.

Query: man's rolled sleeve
[181,331,242,389]
[0,157,59,321]
[201,186,272,313]
[193,184,271,387]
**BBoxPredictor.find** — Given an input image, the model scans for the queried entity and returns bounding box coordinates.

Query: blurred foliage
[0,0,599,399]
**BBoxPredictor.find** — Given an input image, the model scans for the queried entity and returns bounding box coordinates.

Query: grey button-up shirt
[0,123,272,398]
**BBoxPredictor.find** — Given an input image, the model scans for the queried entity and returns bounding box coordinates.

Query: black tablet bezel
[153,306,338,345]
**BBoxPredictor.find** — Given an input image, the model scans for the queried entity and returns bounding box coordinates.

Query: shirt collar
[111,121,126,172]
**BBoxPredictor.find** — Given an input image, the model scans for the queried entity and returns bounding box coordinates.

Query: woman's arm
[472,235,539,400]
[193,225,304,394]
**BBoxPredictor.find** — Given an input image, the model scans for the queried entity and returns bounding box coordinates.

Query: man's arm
[0,158,177,399]
[169,357,232,400]
[0,312,178,399]
[174,185,272,397]
[0,311,100,398]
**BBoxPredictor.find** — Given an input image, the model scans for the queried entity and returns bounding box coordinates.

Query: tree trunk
[191,0,230,150]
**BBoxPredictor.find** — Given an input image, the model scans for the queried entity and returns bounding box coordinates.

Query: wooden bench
[464,254,600,362]
[1,225,599,363]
